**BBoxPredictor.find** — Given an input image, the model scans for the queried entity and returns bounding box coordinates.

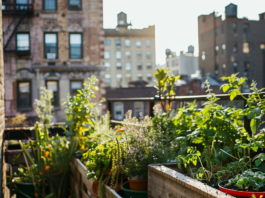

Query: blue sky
[103,0,265,65]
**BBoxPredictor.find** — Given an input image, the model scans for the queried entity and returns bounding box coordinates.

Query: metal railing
[107,93,255,134]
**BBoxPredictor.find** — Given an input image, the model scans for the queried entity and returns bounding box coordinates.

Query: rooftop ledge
[30,65,105,72]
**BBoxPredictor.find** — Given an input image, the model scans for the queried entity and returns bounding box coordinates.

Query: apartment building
[165,45,199,76]
[2,0,105,122]
[104,12,156,88]
[198,3,265,88]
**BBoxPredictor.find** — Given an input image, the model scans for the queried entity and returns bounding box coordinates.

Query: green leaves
[228,89,241,101]
[220,84,230,92]
[250,118,260,134]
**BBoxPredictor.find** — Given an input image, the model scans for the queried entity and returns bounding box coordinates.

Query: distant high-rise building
[165,46,198,76]
[198,3,265,87]
[104,12,156,88]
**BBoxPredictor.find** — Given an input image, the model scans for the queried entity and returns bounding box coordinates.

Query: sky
[103,0,265,65]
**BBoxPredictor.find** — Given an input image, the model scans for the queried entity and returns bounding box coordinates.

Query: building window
[104,62,110,72]
[17,81,31,108]
[104,51,110,59]
[261,43,265,50]
[116,74,122,84]
[215,64,219,75]
[215,46,218,56]
[147,73,152,81]
[125,51,131,59]
[215,27,218,37]
[68,0,81,10]
[16,33,30,51]
[146,40,151,47]
[70,80,83,95]
[114,102,124,120]
[69,33,82,59]
[222,44,226,54]
[126,74,131,82]
[137,51,142,60]
[201,51,205,60]
[44,0,56,10]
[137,74,143,80]
[116,62,122,70]
[137,62,142,70]
[125,39,131,47]
[44,33,57,59]
[232,23,237,35]
[116,51,122,59]
[125,62,131,71]
[104,39,111,45]
[201,34,204,42]
[243,42,250,53]
[233,62,238,73]
[233,42,238,53]
[134,102,144,117]
[243,23,250,36]
[146,51,151,59]
[222,25,225,35]
[136,40,142,48]
[115,39,121,49]
[222,64,226,75]
[146,62,152,69]
[244,62,250,78]
[46,80,59,107]
[105,74,111,87]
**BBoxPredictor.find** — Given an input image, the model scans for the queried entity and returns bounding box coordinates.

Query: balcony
[2,0,34,15]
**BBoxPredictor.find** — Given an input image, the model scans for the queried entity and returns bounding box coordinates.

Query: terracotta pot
[92,177,123,197]
[128,178,148,191]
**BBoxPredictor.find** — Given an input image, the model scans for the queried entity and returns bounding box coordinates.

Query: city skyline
[103,0,265,65]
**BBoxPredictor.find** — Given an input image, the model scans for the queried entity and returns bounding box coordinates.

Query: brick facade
[3,0,105,122]
[198,4,265,88]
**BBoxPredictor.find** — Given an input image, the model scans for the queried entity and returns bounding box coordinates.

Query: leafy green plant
[63,76,105,149]
[225,170,265,192]
[215,169,234,182]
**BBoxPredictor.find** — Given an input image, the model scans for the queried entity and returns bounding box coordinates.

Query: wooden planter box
[70,157,122,198]
[148,164,235,198]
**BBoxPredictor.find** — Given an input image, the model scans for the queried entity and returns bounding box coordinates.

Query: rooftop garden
[7,69,265,198]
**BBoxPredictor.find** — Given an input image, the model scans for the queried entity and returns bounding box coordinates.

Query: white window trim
[134,102,144,117]
[114,102,124,120]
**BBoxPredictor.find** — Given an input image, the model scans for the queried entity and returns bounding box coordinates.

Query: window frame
[124,39,131,47]
[16,32,30,52]
[45,80,59,107]
[116,51,122,60]
[136,40,142,48]
[116,62,122,70]
[44,32,58,59]
[69,33,83,59]
[104,39,111,45]
[43,0,57,10]
[146,51,151,59]
[134,102,144,117]
[146,40,151,48]
[113,102,124,120]
[70,80,83,95]
[17,80,32,109]
[104,51,110,60]
[68,0,82,10]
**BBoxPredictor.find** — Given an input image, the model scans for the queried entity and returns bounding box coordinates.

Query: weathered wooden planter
[148,164,235,198]
[70,157,122,198]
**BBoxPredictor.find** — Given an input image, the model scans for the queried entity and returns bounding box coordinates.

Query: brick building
[2,0,105,122]
[104,12,156,88]
[198,3,265,88]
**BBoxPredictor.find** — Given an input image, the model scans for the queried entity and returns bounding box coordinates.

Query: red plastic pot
[219,180,265,198]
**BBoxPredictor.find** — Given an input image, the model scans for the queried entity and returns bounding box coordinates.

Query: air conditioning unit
[47,53,56,59]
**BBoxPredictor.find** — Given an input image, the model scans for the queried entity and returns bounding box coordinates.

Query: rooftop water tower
[225,3,237,18]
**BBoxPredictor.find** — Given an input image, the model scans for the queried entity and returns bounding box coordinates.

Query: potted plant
[219,170,265,197]
[121,110,169,193]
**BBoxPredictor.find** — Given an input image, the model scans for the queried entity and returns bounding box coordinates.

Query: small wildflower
[48,144,51,150]
[45,166,50,171]
[38,179,42,182]
[39,172,43,175]
[48,158,52,161]
[34,193,38,197]
[83,148,87,152]
[45,151,49,157]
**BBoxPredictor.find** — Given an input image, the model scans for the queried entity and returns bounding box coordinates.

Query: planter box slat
[148,165,235,198]
[71,157,120,198]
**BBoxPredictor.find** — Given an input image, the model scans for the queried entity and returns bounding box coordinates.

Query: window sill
[41,10,58,13]
[17,107,33,112]
[67,10,82,14]
[69,59,83,62]
[43,59,60,62]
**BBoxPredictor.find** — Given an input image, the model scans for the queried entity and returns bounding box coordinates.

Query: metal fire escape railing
[2,1,34,52]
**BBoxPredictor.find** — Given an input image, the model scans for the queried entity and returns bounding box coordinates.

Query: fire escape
[2,0,34,54]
